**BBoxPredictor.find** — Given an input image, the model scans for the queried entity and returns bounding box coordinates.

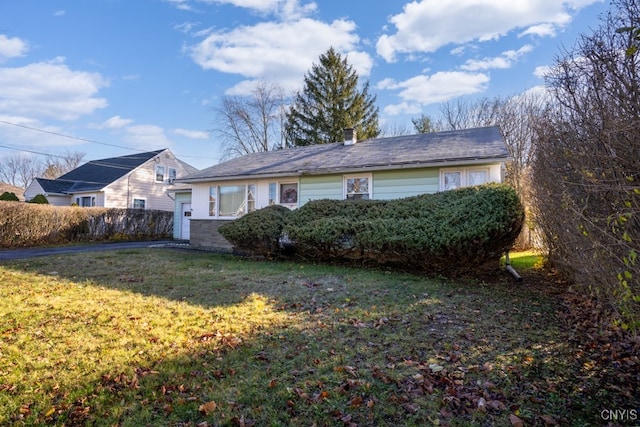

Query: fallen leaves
[199,400,217,415]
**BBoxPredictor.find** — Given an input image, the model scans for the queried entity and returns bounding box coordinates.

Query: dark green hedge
[0,192,19,201]
[218,204,291,257]
[220,184,524,277]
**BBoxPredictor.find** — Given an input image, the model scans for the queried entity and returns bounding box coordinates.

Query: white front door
[180,203,191,240]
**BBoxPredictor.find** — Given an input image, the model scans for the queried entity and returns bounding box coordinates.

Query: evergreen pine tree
[285,47,380,146]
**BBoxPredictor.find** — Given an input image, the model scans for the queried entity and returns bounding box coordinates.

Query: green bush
[284,184,524,276]
[219,204,291,257]
[28,194,49,204]
[0,192,19,201]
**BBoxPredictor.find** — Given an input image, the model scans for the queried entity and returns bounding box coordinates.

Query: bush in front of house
[0,201,173,248]
[28,194,49,204]
[284,184,524,276]
[0,192,20,201]
[219,204,291,257]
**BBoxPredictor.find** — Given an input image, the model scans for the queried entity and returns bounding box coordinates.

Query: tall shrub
[532,0,640,329]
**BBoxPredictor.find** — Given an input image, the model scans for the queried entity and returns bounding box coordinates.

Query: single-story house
[25,149,198,213]
[176,126,511,248]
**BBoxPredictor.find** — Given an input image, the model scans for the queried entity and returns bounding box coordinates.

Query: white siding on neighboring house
[24,180,71,206]
[46,195,71,206]
[103,150,194,210]
[23,181,45,202]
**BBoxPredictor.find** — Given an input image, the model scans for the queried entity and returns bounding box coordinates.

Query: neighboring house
[176,126,511,248]
[24,149,198,213]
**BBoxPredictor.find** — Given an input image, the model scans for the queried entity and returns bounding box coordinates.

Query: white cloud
[533,65,551,79]
[520,23,558,38]
[164,0,195,11]
[188,17,366,94]
[0,34,29,62]
[53,10,66,17]
[461,44,534,71]
[0,57,109,120]
[96,116,134,129]
[376,0,601,62]
[168,0,317,20]
[378,71,490,115]
[173,128,209,139]
[124,124,172,150]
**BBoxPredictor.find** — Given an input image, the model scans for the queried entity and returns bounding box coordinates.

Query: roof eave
[176,155,509,183]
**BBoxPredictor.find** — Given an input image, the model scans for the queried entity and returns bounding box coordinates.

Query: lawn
[0,248,634,426]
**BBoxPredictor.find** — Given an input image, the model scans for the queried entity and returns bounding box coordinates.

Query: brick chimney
[343,128,357,145]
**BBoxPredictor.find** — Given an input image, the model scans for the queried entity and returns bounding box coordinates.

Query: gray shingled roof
[180,126,509,183]
[55,150,165,192]
[34,178,76,194]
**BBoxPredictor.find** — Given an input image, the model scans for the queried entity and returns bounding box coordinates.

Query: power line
[0,119,137,151]
[0,143,70,160]
[0,119,216,162]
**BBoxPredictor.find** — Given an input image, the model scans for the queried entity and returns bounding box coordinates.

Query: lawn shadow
[1,248,618,426]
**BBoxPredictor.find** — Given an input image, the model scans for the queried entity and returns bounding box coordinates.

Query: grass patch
[0,249,627,426]
[501,250,545,271]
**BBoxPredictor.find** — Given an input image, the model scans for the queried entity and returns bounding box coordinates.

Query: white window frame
[168,167,177,183]
[207,183,258,218]
[155,165,165,182]
[343,173,372,200]
[279,182,299,206]
[440,167,490,191]
[133,198,146,209]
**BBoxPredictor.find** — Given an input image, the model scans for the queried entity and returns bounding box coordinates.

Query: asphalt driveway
[0,241,178,261]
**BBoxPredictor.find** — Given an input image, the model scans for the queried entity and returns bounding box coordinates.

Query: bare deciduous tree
[436,93,549,249]
[0,150,85,188]
[532,0,640,327]
[212,82,288,160]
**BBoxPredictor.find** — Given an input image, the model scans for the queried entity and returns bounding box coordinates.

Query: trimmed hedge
[218,204,291,257]
[0,192,19,202]
[220,184,524,277]
[0,202,173,248]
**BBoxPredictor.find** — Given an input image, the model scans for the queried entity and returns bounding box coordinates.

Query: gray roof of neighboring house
[33,149,200,195]
[55,150,165,192]
[180,126,509,183]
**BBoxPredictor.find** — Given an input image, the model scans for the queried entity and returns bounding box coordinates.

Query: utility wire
[0,119,216,162]
[0,119,137,151]
[0,143,71,160]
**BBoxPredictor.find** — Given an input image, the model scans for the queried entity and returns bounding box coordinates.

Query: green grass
[501,250,545,271]
[0,249,617,426]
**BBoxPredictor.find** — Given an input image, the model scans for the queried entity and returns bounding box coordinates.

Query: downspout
[505,251,523,283]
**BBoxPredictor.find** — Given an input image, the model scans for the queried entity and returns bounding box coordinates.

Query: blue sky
[0,0,608,170]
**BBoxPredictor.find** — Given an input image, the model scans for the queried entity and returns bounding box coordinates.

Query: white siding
[101,149,195,211]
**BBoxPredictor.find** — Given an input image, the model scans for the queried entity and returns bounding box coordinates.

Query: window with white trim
[268,182,277,205]
[279,183,298,205]
[344,174,372,200]
[155,165,165,182]
[168,168,177,183]
[208,183,258,218]
[133,198,146,209]
[247,184,256,213]
[440,167,490,191]
[208,186,217,216]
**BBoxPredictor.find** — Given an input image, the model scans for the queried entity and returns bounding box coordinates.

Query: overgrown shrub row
[0,201,173,248]
[220,184,524,277]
